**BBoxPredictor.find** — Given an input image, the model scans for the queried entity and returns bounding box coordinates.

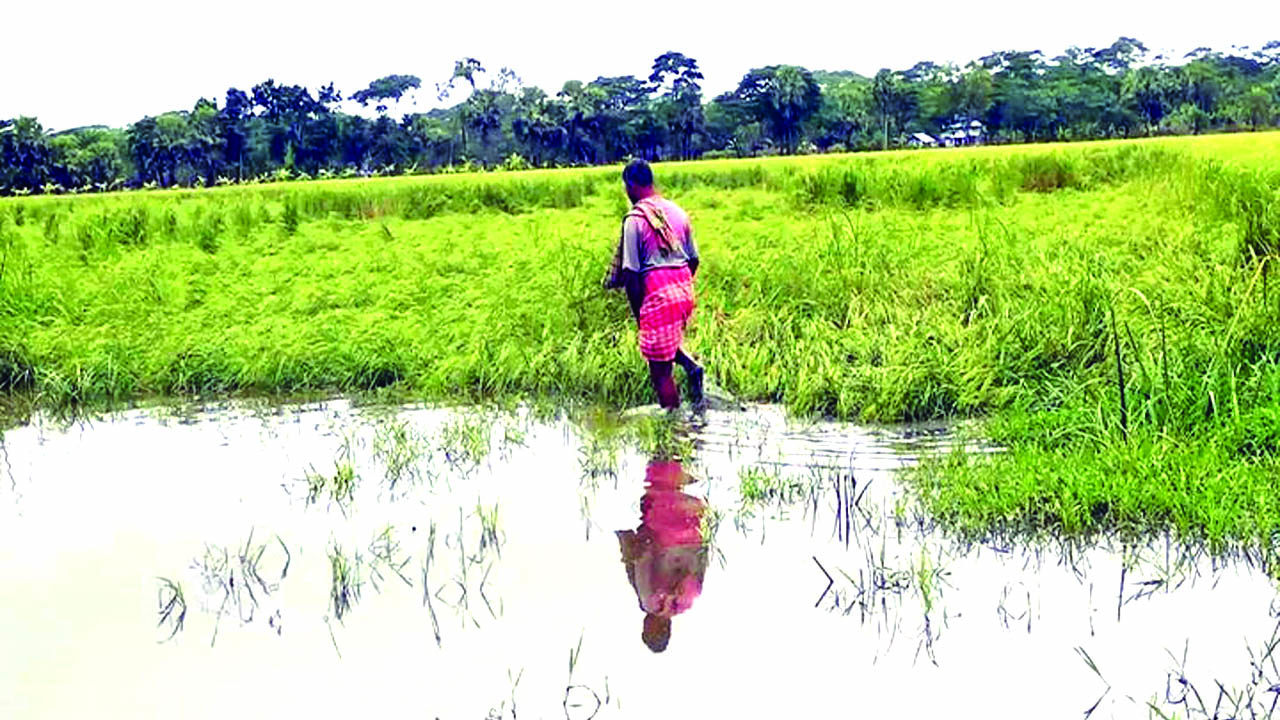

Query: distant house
[907,132,939,148]
[941,119,986,147]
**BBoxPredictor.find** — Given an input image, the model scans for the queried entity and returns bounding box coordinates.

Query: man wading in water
[604,159,705,410]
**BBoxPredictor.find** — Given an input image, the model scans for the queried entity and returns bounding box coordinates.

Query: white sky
[2,0,1278,132]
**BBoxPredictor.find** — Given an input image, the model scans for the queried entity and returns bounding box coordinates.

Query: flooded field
[2,400,1279,719]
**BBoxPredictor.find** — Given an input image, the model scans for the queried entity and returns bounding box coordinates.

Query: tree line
[2,39,1279,195]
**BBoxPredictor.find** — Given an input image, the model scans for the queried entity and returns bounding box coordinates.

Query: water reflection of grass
[191,530,291,646]
[572,408,696,465]
[738,466,807,506]
[367,525,413,591]
[627,414,694,460]
[475,501,503,558]
[327,543,361,624]
[304,431,359,513]
[1159,618,1280,719]
[577,434,619,482]
[438,412,491,475]
[371,418,429,492]
[154,577,186,642]
[305,462,357,512]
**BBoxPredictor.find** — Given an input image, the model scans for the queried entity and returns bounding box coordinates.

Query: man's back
[621,197,698,275]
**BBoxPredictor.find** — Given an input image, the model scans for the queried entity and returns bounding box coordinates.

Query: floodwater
[1,400,1278,719]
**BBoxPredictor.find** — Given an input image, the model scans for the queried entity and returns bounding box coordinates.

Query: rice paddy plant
[437,412,492,475]
[627,414,694,460]
[915,548,940,617]
[281,197,300,235]
[699,504,727,569]
[419,520,442,646]
[497,413,528,460]
[428,505,504,626]
[907,438,1280,555]
[577,432,620,482]
[328,543,362,623]
[371,418,429,491]
[1196,163,1280,262]
[0,137,1259,416]
[304,432,359,511]
[738,465,806,507]
[304,460,357,513]
[0,350,33,392]
[475,501,503,558]
[367,525,412,591]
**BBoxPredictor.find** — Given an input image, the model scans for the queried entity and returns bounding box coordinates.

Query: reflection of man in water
[616,459,709,653]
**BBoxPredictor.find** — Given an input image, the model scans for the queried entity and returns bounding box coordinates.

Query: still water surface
[1,400,1277,719]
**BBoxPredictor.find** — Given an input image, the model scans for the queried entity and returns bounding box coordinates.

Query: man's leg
[674,349,704,405]
[648,360,681,409]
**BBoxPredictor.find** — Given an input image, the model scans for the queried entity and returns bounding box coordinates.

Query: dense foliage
[2,39,1279,197]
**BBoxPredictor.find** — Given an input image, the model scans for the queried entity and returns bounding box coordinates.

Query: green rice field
[4,131,1280,552]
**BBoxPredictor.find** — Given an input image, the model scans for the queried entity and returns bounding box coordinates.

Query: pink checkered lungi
[638,266,695,362]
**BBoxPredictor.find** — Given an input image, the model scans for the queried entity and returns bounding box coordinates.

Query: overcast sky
[3,0,1278,132]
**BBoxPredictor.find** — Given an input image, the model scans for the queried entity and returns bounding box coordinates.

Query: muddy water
[1,401,1277,719]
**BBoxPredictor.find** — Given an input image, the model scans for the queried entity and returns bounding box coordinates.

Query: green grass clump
[738,466,807,506]
[437,412,492,473]
[371,418,429,491]
[305,462,358,512]
[908,433,1280,555]
[328,543,361,622]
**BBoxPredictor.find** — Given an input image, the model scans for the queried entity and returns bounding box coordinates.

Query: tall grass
[1,139,1277,420]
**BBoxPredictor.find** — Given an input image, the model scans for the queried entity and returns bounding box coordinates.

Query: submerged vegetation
[4,132,1280,547]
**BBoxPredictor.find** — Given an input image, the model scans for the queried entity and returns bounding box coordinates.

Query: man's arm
[616,530,644,607]
[622,269,644,320]
[603,237,626,289]
[616,217,646,319]
[685,223,699,278]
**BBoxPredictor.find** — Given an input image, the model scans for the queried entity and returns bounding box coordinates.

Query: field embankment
[3,132,1280,550]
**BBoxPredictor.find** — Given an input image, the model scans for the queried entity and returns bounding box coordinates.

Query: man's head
[642,612,672,653]
[622,158,655,203]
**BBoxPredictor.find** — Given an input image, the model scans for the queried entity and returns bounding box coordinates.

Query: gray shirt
[619,200,699,275]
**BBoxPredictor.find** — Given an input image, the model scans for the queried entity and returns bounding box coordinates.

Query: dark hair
[642,613,671,653]
[622,158,653,188]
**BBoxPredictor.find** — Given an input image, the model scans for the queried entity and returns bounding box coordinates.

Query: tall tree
[1123,66,1174,133]
[585,75,650,161]
[1091,37,1149,73]
[352,74,421,114]
[649,51,705,159]
[188,97,224,185]
[1180,57,1226,120]
[437,58,489,160]
[958,64,993,127]
[730,65,821,153]
[816,78,872,148]
[251,80,326,168]
[220,88,252,180]
[872,69,913,149]
[510,87,564,165]
[1228,85,1277,129]
[0,117,53,192]
[983,50,1051,140]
